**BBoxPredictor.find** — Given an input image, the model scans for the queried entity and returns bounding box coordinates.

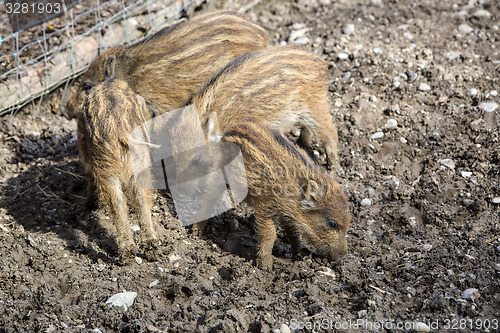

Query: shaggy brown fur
[192,120,351,270]
[77,78,156,263]
[192,45,339,170]
[63,11,269,119]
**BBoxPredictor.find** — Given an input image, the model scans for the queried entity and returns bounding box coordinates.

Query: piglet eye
[327,218,339,230]
[82,82,94,91]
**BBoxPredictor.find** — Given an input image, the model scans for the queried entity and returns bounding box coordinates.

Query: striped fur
[194,121,351,270]
[193,45,340,169]
[63,10,269,118]
[77,78,157,263]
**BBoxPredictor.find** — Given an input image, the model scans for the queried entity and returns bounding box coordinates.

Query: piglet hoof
[255,256,273,271]
[142,238,160,262]
[117,247,136,265]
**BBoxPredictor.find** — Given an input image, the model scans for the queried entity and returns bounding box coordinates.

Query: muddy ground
[0,0,499,332]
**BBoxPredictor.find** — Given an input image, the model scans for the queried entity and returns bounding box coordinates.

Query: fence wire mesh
[0,0,204,115]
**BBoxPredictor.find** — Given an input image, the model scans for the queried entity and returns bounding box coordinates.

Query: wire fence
[0,0,204,115]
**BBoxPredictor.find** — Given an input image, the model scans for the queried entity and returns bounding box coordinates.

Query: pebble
[414,322,430,332]
[342,24,355,35]
[400,137,408,144]
[135,257,143,265]
[289,28,309,42]
[490,90,498,97]
[370,132,384,139]
[461,171,472,178]
[472,9,491,19]
[343,71,351,80]
[337,52,349,60]
[105,291,137,311]
[422,244,433,251]
[279,324,291,333]
[479,102,498,112]
[168,254,181,262]
[468,88,478,96]
[461,288,480,301]
[392,76,401,88]
[360,198,372,206]
[148,280,160,288]
[410,73,418,82]
[496,245,500,253]
[418,83,431,91]
[446,51,461,60]
[385,119,398,129]
[458,23,473,34]
[369,95,378,103]
[294,37,309,45]
[492,197,500,204]
[408,216,417,227]
[439,158,455,170]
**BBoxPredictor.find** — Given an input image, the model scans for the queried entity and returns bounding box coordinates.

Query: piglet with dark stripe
[194,120,351,270]
[62,10,269,118]
[77,78,157,263]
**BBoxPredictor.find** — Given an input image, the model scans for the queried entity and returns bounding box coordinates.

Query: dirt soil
[0,0,499,332]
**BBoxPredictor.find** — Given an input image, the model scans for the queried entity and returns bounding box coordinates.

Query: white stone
[489,90,498,97]
[446,51,461,60]
[361,198,372,206]
[148,280,160,288]
[461,171,472,178]
[105,291,137,311]
[294,37,309,45]
[418,83,431,91]
[461,288,480,300]
[468,88,478,96]
[414,322,430,332]
[169,254,181,262]
[439,158,455,170]
[342,24,355,35]
[479,102,498,112]
[458,23,473,34]
[385,119,398,129]
[280,324,291,333]
[492,197,500,204]
[400,137,407,144]
[370,132,384,139]
[289,28,309,42]
[337,52,349,60]
[473,9,491,19]
[134,257,143,265]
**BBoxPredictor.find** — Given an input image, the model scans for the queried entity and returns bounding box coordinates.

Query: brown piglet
[77,78,157,263]
[192,120,351,270]
[62,10,269,119]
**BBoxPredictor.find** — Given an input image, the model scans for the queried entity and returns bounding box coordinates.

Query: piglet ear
[206,113,222,143]
[301,179,321,208]
[103,55,117,79]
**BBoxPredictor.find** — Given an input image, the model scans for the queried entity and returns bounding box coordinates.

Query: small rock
[367,219,374,226]
[422,244,433,251]
[472,9,491,19]
[418,83,431,91]
[385,119,398,129]
[370,0,382,5]
[148,280,160,288]
[373,47,383,54]
[468,88,478,96]
[496,245,500,253]
[370,132,384,139]
[337,52,349,60]
[360,198,372,206]
[479,102,498,112]
[289,28,309,42]
[280,324,291,333]
[369,95,378,103]
[446,51,461,60]
[461,171,472,178]
[392,77,401,88]
[439,158,455,170]
[400,137,408,144]
[492,197,500,204]
[342,24,355,35]
[403,31,414,40]
[408,216,417,227]
[342,71,351,80]
[317,267,336,279]
[458,23,473,34]
[105,291,137,311]
[168,254,181,262]
[135,257,143,265]
[461,288,480,301]
[490,90,498,97]
[294,37,309,45]
[409,73,418,82]
[414,322,430,332]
